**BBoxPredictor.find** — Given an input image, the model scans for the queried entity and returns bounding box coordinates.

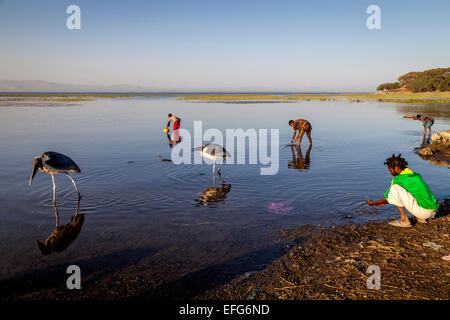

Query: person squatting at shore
[415,114,434,138]
[289,118,312,146]
[366,154,439,227]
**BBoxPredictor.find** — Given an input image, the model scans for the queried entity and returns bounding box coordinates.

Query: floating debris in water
[156,154,171,162]
[266,201,294,215]
[127,161,134,164]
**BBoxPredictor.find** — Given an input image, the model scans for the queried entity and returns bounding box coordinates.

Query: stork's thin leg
[51,174,56,205]
[75,198,81,217]
[64,172,81,199]
[53,203,59,227]
[218,159,224,176]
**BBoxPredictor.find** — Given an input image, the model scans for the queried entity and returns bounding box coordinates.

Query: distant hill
[377,68,450,93]
[0,80,161,92]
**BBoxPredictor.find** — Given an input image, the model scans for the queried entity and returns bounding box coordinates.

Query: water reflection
[196,176,232,207]
[35,199,85,255]
[420,135,431,149]
[416,134,449,168]
[287,145,311,171]
[396,103,450,123]
[414,135,431,154]
[166,132,182,148]
[2,98,450,297]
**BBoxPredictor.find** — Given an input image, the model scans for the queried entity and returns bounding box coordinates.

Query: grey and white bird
[29,151,82,204]
[193,143,231,175]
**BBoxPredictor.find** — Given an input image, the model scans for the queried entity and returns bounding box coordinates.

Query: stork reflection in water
[29,151,81,204]
[197,175,232,207]
[36,198,85,255]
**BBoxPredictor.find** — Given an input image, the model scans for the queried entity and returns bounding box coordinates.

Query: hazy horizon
[0,79,375,93]
[1,0,449,91]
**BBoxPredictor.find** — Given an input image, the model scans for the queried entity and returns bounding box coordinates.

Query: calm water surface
[0,98,448,297]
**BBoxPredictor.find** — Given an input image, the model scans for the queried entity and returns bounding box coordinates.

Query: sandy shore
[200,200,450,300]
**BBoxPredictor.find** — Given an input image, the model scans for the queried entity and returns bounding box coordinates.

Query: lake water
[0,97,448,298]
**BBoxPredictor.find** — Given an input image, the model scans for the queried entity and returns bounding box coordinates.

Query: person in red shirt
[166,113,181,140]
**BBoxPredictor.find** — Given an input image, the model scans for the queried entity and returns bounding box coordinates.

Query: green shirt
[384,168,439,210]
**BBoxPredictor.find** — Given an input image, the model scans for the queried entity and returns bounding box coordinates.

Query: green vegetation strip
[1,92,449,103]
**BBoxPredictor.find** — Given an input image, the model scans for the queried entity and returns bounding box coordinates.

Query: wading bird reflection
[197,175,232,207]
[36,198,85,255]
[29,151,82,204]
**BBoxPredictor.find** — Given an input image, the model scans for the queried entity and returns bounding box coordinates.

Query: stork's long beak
[192,146,203,151]
[29,157,39,186]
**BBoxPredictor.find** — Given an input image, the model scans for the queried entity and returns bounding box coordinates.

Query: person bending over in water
[166,113,181,137]
[415,114,434,138]
[366,154,439,227]
[289,118,312,146]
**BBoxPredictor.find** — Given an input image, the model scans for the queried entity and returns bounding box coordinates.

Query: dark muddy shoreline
[2,200,448,300]
[200,200,450,300]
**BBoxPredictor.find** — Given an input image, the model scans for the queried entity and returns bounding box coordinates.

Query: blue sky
[0,0,449,91]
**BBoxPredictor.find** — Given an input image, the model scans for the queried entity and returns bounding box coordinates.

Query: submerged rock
[418,147,434,156]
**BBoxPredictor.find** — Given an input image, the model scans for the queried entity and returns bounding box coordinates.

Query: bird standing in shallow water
[193,143,231,176]
[29,151,82,204]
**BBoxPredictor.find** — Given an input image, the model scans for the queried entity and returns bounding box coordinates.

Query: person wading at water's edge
[289,118,312,146]
[414,114,434,138]
[366,154,439,227]
[166,113,181,140]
